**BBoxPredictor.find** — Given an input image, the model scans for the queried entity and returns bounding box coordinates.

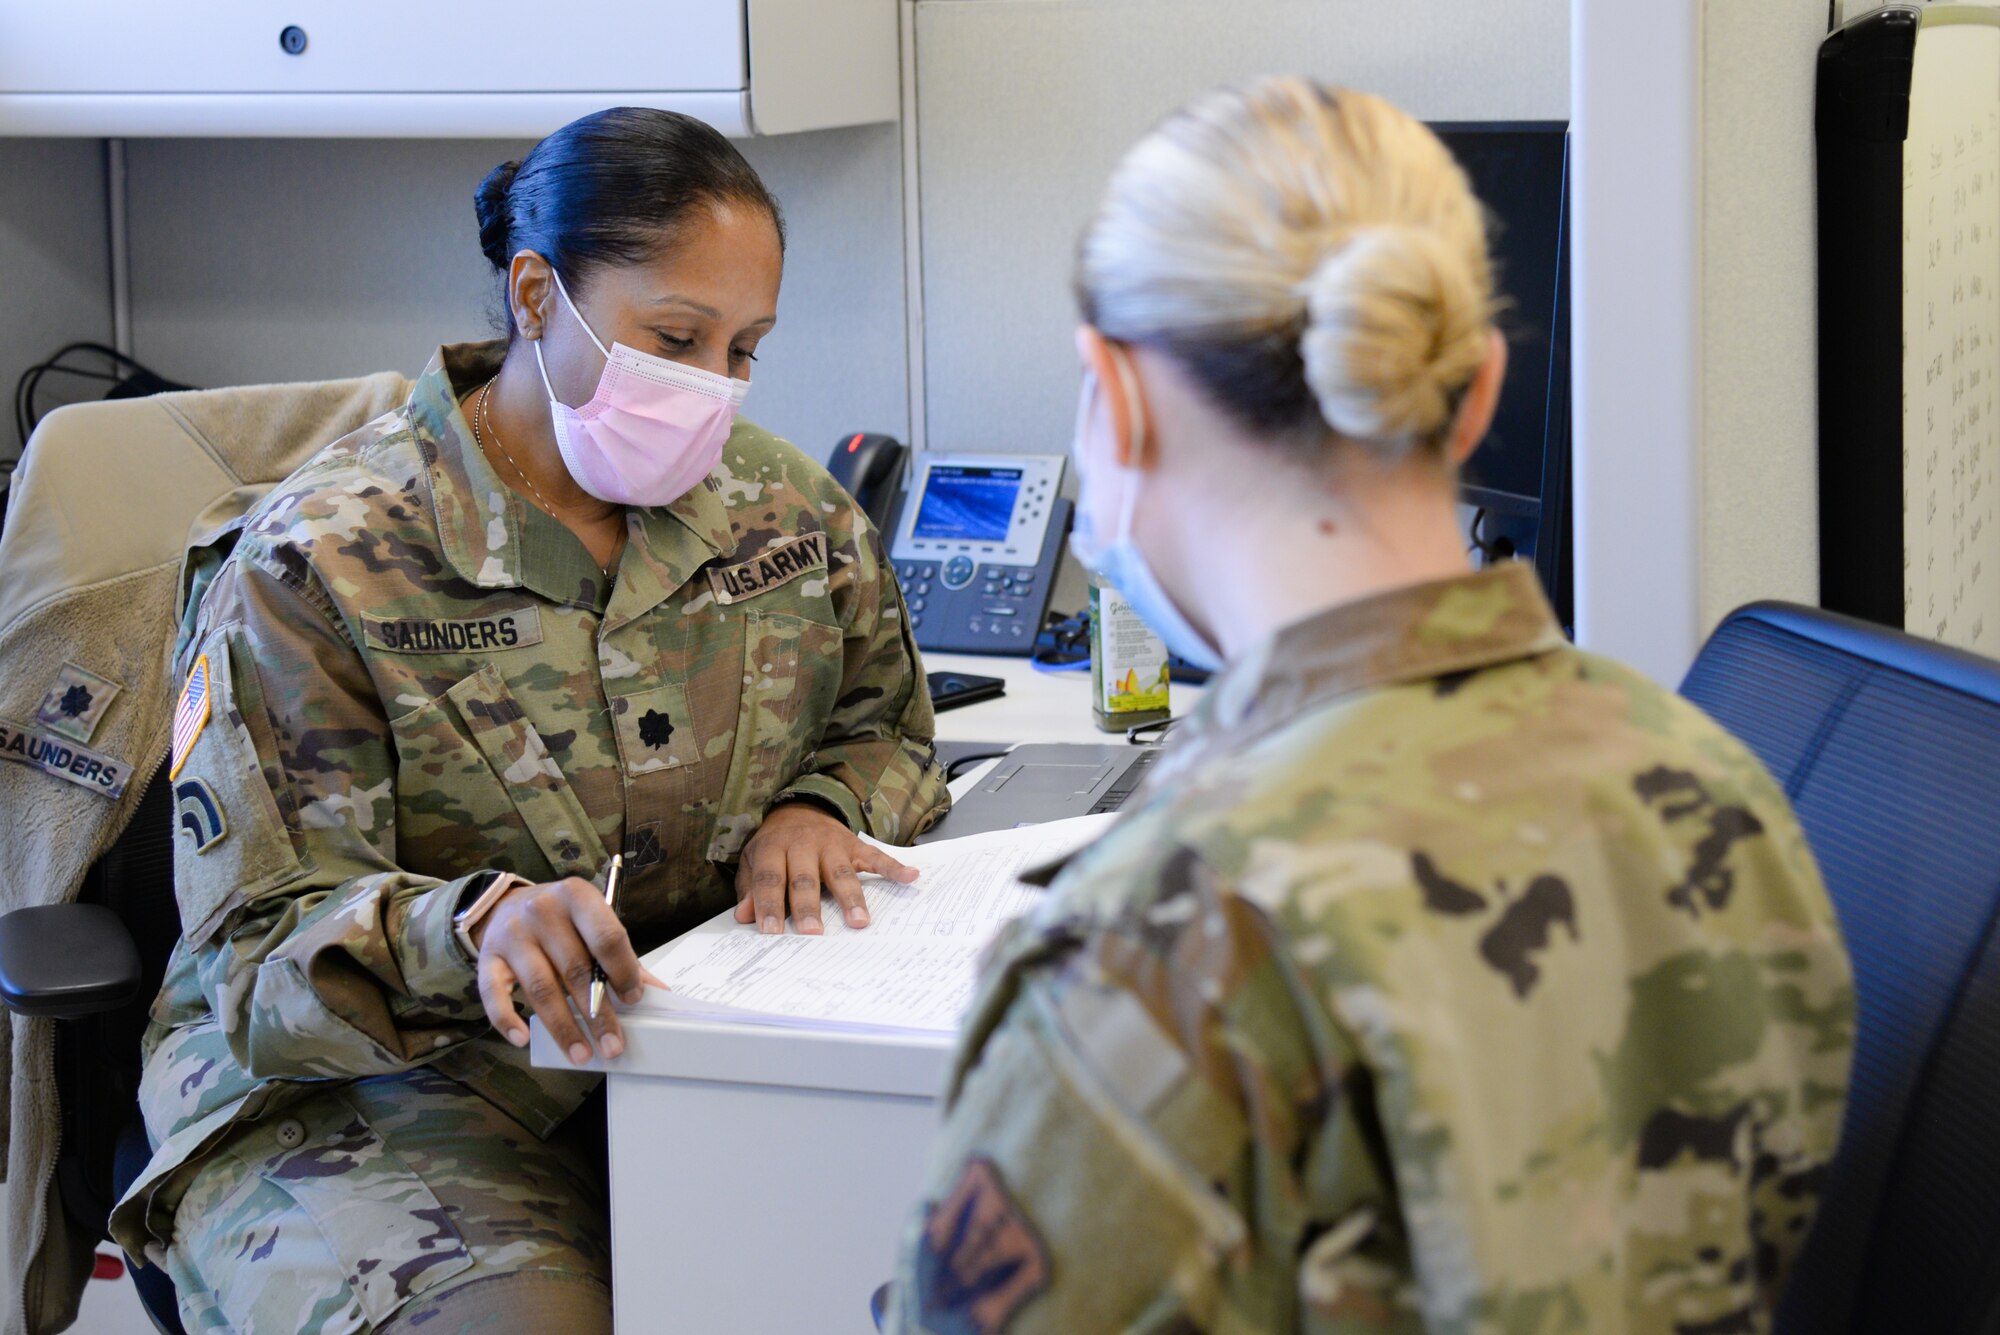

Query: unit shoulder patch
[913,1158,1051,1335]
[707,532,830,606]
[173,777,228,853]
[0,718,131,799]
[363,606,544,655]
[34,661,123,744]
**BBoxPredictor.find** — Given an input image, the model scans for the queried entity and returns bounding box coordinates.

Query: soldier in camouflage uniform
[885,80,1852,1334]
[108,109,949,1333]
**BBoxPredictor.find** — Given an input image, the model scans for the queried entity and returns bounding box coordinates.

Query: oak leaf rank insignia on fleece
[34,660,122,744]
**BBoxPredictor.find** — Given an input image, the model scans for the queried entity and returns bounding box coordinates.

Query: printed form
[633,812,1116,1035]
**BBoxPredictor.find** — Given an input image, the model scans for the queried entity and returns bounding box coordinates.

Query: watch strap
[452,871,527,956]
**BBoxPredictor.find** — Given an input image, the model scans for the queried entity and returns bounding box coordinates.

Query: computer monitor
[1430,121,1573,630]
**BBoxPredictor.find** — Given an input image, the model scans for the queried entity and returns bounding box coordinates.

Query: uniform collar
[1019,564,1570,892]
[1183,561,1569,752]
[608,463,736,632]
[411,341,734,618]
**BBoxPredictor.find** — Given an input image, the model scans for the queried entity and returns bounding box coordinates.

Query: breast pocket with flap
[392,663,606,882]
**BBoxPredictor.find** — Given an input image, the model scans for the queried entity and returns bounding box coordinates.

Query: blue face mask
[1068,356,1225,673]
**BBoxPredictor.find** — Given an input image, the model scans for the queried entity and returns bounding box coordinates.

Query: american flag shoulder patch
[169,654,212,781]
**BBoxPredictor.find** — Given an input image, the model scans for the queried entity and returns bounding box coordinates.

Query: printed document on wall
[1904,17,2000,651]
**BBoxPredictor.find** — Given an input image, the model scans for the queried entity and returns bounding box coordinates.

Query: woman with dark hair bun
[110,107,948,1334]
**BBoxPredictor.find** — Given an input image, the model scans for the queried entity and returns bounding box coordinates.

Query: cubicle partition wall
[1817,3,2000,656]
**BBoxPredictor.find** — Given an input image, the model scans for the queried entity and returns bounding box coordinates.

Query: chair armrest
[0,904,144,1018]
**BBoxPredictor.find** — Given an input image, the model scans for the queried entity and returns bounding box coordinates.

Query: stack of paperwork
[633,813,1116,1036]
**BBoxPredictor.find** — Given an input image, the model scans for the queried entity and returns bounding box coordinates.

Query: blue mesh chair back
[1679,602,2000,1335]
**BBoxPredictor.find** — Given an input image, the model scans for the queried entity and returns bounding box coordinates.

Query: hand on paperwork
[643,814,1120,1036]
[732,799,921,935]
[471,875,669,1068]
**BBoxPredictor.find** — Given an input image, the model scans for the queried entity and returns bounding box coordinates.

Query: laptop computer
[917,742,1161,842]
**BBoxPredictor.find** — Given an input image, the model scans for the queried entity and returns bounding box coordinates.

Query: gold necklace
[473,380,558,515]
[473,380,620,580]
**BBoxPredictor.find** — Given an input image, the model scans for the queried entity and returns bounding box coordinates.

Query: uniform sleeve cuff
[772,776,865,831]
[401,873,491,1015]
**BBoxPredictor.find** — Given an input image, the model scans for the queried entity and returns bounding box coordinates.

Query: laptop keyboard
[1088,746,1162,815]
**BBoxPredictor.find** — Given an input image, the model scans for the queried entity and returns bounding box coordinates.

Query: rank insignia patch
[173,778,227,853]
[638,709,675,748]
[34,661,122,745]
[170,655,212,781]
[610,685,696,776]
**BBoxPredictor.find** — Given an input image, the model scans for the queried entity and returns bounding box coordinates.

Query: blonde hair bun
[1301,224,1492,447]
[1074,78,1498,460]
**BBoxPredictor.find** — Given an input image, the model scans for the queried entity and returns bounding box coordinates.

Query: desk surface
[524,647,1192,1087]
[531,649,1202,1086]
[923,650,1201,746]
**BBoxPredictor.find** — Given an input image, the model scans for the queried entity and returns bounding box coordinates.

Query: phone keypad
[965,563,1036,640]
[895,563,938,629]
[896,561,1037,642]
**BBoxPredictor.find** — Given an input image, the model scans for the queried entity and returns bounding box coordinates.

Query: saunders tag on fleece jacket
[0,717,130,799]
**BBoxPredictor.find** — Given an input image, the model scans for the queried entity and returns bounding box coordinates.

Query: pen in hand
[589,852,625,1022]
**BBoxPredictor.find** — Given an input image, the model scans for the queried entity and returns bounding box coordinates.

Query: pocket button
[275,1118,307,1150]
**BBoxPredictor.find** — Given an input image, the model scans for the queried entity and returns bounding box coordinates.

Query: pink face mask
[533,269,751,507]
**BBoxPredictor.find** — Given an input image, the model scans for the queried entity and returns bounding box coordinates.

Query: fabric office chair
[0,373,410,1333]
[1679,602,2000,1335]
[0,772,185,1334]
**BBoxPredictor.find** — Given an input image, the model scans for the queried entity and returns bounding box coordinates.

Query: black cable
[1467,506,1491,558]
[14,342,165,449]
[16,343,133,443]
[1467,506,1519,566]
[0,457,16,545]
[944,751,1012,782]
[1032,608,1092,668]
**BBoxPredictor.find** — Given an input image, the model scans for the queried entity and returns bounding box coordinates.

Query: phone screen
[912,466,1022,543]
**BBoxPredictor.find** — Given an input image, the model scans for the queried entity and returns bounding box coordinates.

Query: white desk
[531,651,1202,1333]
[922,650,1108,745]
[530,1001,948,1334]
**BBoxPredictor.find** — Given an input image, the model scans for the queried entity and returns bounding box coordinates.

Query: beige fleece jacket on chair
[0,372,411,1335]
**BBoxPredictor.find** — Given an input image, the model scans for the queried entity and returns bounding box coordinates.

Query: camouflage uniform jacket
[887,561,1853,1335]
[110,342,949,1256]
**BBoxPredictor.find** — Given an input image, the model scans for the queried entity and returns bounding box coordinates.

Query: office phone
[827,440,1072,657]
[824,431,906,534]
[886,452,1070,656]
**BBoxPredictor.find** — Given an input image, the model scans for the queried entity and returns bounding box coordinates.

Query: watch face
[455,873,514,926]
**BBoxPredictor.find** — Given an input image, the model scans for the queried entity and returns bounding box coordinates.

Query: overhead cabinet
[0,0,896,138]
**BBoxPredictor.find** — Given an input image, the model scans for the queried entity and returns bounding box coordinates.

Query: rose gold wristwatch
[452,872,528,956]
